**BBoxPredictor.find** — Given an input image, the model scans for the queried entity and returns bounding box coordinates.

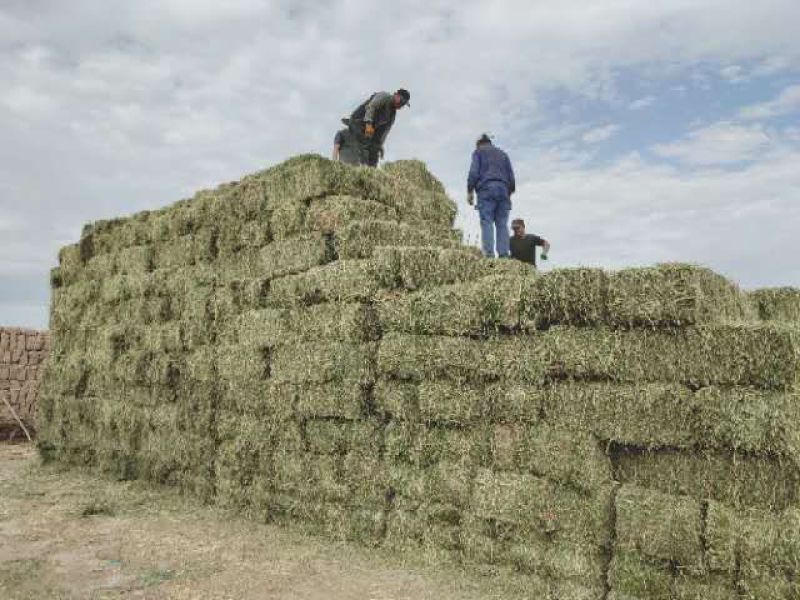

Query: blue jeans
[476,184,511,257]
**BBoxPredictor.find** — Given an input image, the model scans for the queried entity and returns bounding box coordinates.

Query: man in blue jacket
[467,134,516,258]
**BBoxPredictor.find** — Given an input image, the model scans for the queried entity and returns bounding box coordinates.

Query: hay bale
[673,573,738,600]
[485,382,543,424]
[334,219,457,260]
[382,159,447,195]
[271,341,377,385]
[607,263,746,326]
[607,552,673,600]
[615,485,703,567]
[269,198,308,240]
[489,423,612,493]
[705,501,800,578]
[376,274,522,336]
[545,324,800,390]
[520,268,608,329]
[371,246,485,290]
[388,460,474,507]
[470,468,613,547]
[377,333,548,384]
[269,260,381,306]
[306,195,399,232]
[738,574,799,600]
[749,287,800,323]
[544,382,696,448]
[258,234,332,279]
[384,502,462,561]
[615,449,800,511]
[289,381,367,420]
[417,380,486,425]
[374,380,419,421]
[304,419,383,457]
[384,421,487,470]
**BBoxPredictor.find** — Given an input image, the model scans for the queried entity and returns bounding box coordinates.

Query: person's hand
[378,147,384,160]
[365,123,375,137]
[540,253,548,261]
[467,191,475,206]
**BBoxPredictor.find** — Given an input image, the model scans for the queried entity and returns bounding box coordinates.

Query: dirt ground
[0,442,517,600]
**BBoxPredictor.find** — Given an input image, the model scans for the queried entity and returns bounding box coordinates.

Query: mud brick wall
[0,327,50,437]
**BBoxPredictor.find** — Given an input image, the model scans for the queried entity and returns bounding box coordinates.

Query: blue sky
[1,0,799,328]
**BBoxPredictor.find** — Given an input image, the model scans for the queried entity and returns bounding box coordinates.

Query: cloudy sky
[2,0,799,329]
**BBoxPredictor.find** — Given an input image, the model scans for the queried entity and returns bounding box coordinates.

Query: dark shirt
[510,233,545,266]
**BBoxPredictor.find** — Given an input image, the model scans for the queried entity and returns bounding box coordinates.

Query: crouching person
[510,218,550,268]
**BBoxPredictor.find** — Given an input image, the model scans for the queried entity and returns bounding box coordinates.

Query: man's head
[511,218,526,237]
[394,88,411,109]
[476,133,492,148]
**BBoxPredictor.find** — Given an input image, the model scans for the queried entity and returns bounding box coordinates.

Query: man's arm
[537,237,551,259]
[332,143,340,160]
[505,153,516,195]
[364,92,392,123]
[467,152,481,193]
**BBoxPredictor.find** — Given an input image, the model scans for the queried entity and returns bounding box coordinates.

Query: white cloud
[628,96,655,110]
[739,84,800,120]
[582,124,621,144]
[720,64,746,83]
[653,122,773,165]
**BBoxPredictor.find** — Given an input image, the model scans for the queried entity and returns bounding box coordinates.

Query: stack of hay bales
[0,327,50,438]
[39,155,800,598]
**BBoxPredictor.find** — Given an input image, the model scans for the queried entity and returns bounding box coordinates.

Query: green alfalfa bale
[376,274,523,336]
[706,502,800,578]
[58,243,83,285]
[259,154,367,202]
[615,484,703,567]
[520,268,608,329]
[289,381,367,420]
[215,215,270,258]
[377,333,548,384]
[417,380,486,425]
[614,449,800,511]
[544,324,800,390]
[607,552,673,600]
[115,245,155,276]
[306,195,399,233]
[94,397,145,480]
[608,263,748,326]
[489,423,612,493]
[216,342,269,400]
[370,245,485,290]
[748,287,800,323]
[258,234,331,280]
[268,259,381,306]
[385,421,488,469]
[388,460,474,507]
[219,307,285,347]
[374,380,419,421]
[341,454,390,506]
[460,517,606,587]
[304,419,383,457]
[271,341,377,385]
[215,413,274,510]
[693,386,800,460]
[470,468,614,547]
[607,263,747,327]
[334,219,457,260]
[81,251,118,282]
[485,382,543,424]
[302,501,387,544]
[738,574,799,600]
[269,197,308,241]
[673,572,738,600]
[381,159,447,195]
[150,235,198,271]
[543,382,697,449]
[383,500,463,559]
[282,302,380,344]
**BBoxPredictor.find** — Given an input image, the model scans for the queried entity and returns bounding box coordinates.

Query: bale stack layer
[0,327,50,438]
[39,155,800,598]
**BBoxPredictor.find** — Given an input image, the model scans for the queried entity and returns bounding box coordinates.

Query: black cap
[477,133,492,145]
[396,88,411,107]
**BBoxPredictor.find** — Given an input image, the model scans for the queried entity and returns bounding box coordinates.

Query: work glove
[467,191,475,206]
[365,123,375,137]
[540,253,549,261]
